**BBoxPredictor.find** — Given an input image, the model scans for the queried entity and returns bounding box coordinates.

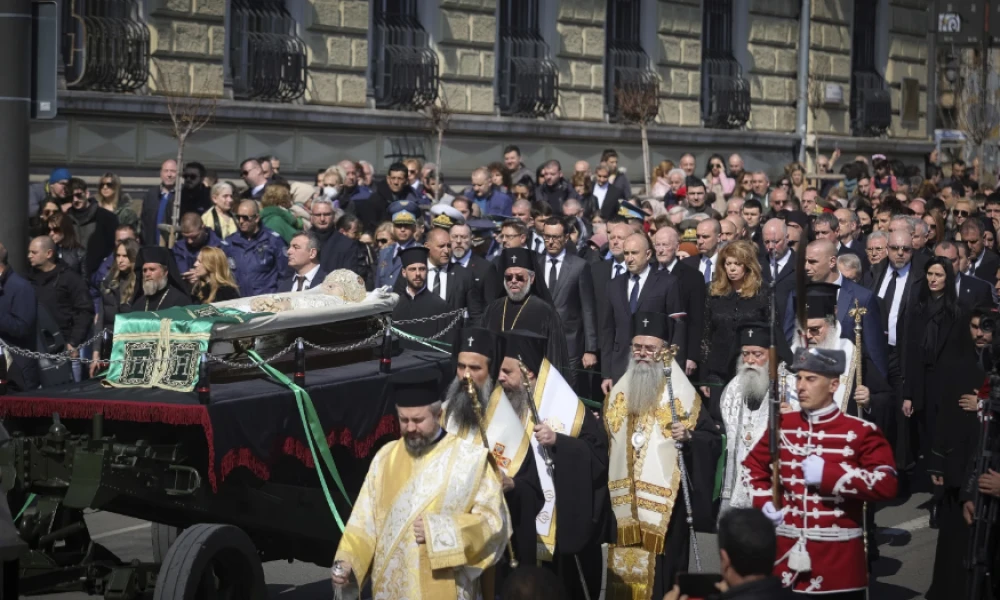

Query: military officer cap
[632,311,670,342]
[391,370,442,408]
[617,200,645,221]
[737,321,771,348]
[789,347,847,377]
[805,282,840,319]
[399,246,429,267]
[430,204,465,230]
[500,248,535,272]
[389,200,420,225]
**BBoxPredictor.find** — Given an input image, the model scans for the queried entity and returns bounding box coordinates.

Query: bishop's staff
[658,344,702,572]
[465,373,518,568]
[768,251,783,508]
[517,360,555,479]
[848,299,870,600]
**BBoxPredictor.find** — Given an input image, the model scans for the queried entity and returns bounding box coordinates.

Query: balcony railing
[851,71,891,136]
[230,0,307,102]
[63,0,150,92]
[372,17,439,110]
[606,46,657,121]
[497,34,558,117]
[703,58,750,129]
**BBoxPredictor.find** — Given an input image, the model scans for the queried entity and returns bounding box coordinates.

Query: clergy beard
[504,277,533,302]
[443,376,494,431]
[142,276,167,297]
[404,428,439,455]
[502,384,531,420]
[736,362,770,411]
[625,357,665,415]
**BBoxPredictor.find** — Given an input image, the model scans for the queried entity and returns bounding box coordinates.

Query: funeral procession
[4,0,1000,598]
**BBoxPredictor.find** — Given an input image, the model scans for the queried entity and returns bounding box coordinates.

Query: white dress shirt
[427,262,449,301]
[699,253,719,280]
[877,262,911,346]
[593,184,609,209]
[970,249,987,275]
[454,252,472,268]
[293,264,321,291]
[628,264,652,299]
[531,233,545,254]
[660,257,679,273]
[771,249,791,279]
[611,259,627,279]
[545,249,566,289]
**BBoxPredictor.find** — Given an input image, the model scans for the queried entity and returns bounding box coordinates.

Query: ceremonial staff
[768,252,782,508]
[849,299,870,600]
[464,373,518,568]
[517,361,555,479]
[658,344,702,572]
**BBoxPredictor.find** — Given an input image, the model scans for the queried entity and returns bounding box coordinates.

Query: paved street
[29,489,939,599]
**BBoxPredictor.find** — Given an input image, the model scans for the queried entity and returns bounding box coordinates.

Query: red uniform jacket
[743,403,898,594]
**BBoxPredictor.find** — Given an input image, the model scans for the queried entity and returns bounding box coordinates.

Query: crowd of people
[13,146,1000,598]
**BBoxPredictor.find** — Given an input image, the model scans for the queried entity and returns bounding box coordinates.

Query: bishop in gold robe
[332,370,510,600]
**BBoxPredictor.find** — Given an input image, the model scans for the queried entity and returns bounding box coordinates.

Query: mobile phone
[676,572,723,598]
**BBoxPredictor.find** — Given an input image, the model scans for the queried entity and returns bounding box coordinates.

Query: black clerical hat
[132,246,187,303]
[502,330,546,375]
[500,248,535,272]
[632,311,670,341]
[805,282,839,319]
[399,246,429,268]
[737,321,771,347]
[456,327,496,360]
[390,370,442,408]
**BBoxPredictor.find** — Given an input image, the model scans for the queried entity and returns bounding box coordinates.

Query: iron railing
[606,46,657,121]
[230,0,307,102]
[63,0,150,92]
[703,58,750,128]
[371,7,438,110]
[497,34,558,117]
[851,71,892,136]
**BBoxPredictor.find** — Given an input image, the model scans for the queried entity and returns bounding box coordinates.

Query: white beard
[504,282,531,302]
[625,357,666,415]
[142,276,167,297]
[735,361,770,411]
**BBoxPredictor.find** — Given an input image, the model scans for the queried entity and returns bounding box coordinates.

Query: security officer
[222,199,288,296]
[374,200,420,289]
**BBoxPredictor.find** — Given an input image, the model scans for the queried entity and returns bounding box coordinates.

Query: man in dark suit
[681,219,721,284]
[600,233,685,393]
[140,159,178,246]
[581,163,625,223]
[815,212,870,275]
[535,217,599,389]
[962,218,1000,286]
[237,157,269,201]
[760,219,797,327]
[590,219,631,332]
[652,226,704,376]
[936,241,995,309]
[279,231,329,292]
[450,222,501,302]
[393,227,483,321]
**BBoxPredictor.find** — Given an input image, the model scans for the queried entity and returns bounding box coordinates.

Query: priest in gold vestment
[331,370,511,600]
[604,312,721,600]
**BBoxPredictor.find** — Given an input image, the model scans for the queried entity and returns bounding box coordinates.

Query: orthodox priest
[441,327,544,568]
[744,348,898,597]
[392,246,458,351]
[604,312,721,600]
[496,330,610,599]
[130,246,191,311]
[331,370,510,600]
[719,322,797,515]
[481,248,569,382]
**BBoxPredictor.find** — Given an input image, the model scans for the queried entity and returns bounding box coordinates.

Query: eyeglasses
[504,273,527,282]
[805,326,825,337]
[542,234,564,242]
[888,245,913,252]
[407,169,417,175]
[867,247,886,254]
[73,192,85,199]
[48,227,61,234]
[100,182,114,189]
[631,343,662,356]
[240,168,255,177]
[236,214,256,222]
[952,209,970,217]
[711,163,723,169]
[376,238,391,245]
[183,173,200,181]
[514,192,529,199]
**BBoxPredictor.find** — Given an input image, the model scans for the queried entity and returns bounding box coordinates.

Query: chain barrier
[0,327,111,363]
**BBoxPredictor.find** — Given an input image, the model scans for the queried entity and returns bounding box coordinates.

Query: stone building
[33,0,934,184]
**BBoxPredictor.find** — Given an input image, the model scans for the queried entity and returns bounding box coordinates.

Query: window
[62,0,150,92]
[850,0,890,135]
[229,0,307,102]
[371,0,439,110]
[497,0,558,117]
[605,0,656,121]
[700,0,749,128]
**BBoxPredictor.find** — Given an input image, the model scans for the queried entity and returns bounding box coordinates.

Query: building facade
[32,0,935,184]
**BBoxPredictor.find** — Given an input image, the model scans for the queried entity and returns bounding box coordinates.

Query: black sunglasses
[376,238,390,245]
[952,209,970,217]
[183,173,200,181]
[100,182,114,189]
[504,273,527,282]
[236,214,256,222]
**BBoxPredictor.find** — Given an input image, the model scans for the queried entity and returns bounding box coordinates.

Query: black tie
[432,267,442,297]
[883,269,898,305]
[549,258,558,290]
[534,237,542,253]
[629,274,641,314]
[295,275,305,291]
[614,264,623,278]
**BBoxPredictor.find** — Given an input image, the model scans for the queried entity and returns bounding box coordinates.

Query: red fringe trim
[219,413,399,482]
[0,397,219,492]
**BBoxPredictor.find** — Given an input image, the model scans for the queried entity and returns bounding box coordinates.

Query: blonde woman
[651,160,675,199]
[96,173,139,232]
[786,161,808,199]
[700,239,769,397]
[203,182,237,239]
[191,247,240,304]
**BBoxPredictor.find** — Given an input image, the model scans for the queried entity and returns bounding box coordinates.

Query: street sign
[937,1,984,46]
[31,0,57,120]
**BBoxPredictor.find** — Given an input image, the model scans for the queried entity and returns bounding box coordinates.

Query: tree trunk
[435,127,444,202]
[640,124,651,196]
[167,134,186,248]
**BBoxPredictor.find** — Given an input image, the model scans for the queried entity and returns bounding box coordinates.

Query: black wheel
[153,524,265,600]
[151,523,181,563]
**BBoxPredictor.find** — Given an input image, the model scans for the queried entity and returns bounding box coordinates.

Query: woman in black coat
[89,239,139,377]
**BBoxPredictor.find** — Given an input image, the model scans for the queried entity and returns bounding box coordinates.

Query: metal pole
[0,0,32,273]
[796,0,812,165]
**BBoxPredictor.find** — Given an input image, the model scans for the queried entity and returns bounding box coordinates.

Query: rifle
[967,373,1000,600]
[768,251,781,507]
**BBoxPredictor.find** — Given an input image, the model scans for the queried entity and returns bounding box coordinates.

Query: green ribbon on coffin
[105,305,258,392]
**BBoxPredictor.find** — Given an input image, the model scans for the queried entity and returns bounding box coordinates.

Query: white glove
[803,454,825,486]
[762,501,786,527]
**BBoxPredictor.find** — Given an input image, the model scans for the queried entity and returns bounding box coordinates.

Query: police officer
[374,200,420,289]
[222,199,288,296]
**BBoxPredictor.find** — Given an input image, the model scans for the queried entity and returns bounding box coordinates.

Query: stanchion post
[380,317,392,374]
[197,352,211,405]
[0,346,8,396]
[294,338,306,387]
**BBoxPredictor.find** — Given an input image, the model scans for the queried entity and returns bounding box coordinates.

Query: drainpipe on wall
[796,0,812,164]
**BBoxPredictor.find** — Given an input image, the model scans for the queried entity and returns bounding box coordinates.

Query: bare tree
[421,87,453,201]
[954,47,1000,178]
[614,76,660,195]
[155,63,217,247]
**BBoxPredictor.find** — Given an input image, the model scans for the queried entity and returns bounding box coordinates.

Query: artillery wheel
[153,524,265,600]
[151,523,181,563]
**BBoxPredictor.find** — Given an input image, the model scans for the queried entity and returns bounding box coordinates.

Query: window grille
[497,0,558,117]
[371,0,439,110]
[230,0,307,102]
[63,0,150,92]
